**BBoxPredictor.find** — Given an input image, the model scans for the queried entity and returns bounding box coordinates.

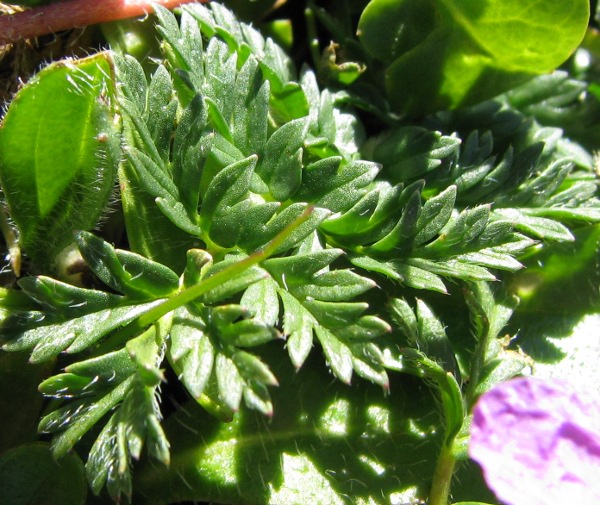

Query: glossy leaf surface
[0,52,119,268]
[0,3,599,505]
[358,0,589,115]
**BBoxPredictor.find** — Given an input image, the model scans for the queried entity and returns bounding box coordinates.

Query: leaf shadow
[135,343,443,505]
[506,224,600,364]
[234,351,442,505]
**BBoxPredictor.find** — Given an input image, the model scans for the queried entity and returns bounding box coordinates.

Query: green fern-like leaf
[115,5,390,392]
[3,4,598,504]
[322,180,534,293]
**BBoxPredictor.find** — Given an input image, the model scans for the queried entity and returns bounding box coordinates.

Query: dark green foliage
[0,3,599,504]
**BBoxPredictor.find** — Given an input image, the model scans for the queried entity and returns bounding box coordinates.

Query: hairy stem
[0,204,20,276]
[428,443,456,505]
[0,0,204,44]
[93,206,315,354]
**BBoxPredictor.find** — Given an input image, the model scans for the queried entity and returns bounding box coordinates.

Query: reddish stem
[0,0,206,45]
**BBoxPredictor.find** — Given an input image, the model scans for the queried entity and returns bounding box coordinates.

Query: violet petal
[469,376,600,505]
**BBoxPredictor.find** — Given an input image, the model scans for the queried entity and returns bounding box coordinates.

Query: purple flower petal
[469,376,600,505]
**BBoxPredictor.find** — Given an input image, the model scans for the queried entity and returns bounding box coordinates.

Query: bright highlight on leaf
[0,2,599,504]
[358,0,590,116]
[0,52,119,268]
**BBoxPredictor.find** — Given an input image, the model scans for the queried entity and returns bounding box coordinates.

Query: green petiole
[93,206,315,355]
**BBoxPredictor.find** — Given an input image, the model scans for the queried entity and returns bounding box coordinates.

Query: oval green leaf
[0,443,86,505]
[358,0,589,116]
[0,52,120,269]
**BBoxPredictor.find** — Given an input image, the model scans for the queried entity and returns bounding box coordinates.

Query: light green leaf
[289,270,376,302]
[44,376,135,459]
[215,353,245,411]
[39,373,101,398]
[155,198,203,236]
[199,257,268,304]
[219,319,280,348]
[309,159,380,213]
[269,82,310,125]
[400,348,465,445]
[389,297,419,343]
[230,57,270,155]
[365,185,423,253]
[126,325,165,387]
[0,53,119,267]
[280,289,315,369]
[316,326,353,384]
[358,0,589,115]
[200,155,257,245]
[232,350,279,386]
[473,351,530,400]
[303,299,368,328]
[145,65,178,162]
[414,186,457,245]
[455,251,523,272]
[1,300,156,359]
[343,316,391,341]
[320,182,403,243]
[257,117,308,201]
[406,258,497,282]
[233,203,302,252]
[170,306,214,400]
[416,299,459,377]
[85,377,169,502]
[17,276,122,315]
[495,208,574,241]
[125,147,179,201]
[439,205,492,248]
[75,232,180,299]
[246,205,331,255]
[172,94,211,214]
[65,348,137,383]
[263,248,343,285]
[241,277,280,326]
[154,5,204,101]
